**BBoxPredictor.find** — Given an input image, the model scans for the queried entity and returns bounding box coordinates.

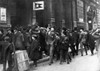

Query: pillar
[49,0,55,26]
[32,0,36,25]
[84,1,88,30]
[72,0,77,28]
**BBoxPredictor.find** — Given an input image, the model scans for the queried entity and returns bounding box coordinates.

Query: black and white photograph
[0,0,100,71]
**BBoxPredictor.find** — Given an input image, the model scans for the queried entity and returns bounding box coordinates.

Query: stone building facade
[0,0,100,30]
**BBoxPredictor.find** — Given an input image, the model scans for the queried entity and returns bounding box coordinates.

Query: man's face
[61,29,64,33]
[70,33,72,36]
[14,30,17,34]
[8,30,11,33]
[80,29,83,32]
[51,28,54,31]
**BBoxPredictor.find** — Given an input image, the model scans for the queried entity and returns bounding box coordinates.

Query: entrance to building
[36,10,46,27]
[10,0,32,28]
[10,0,49,28]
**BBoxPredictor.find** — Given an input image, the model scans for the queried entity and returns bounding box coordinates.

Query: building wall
[32,0,55,28]
[5,0,75,29]
[8,0,33,28]
[1,0,99,30]
[72,0,77,28]
[0,0,10,27]
[62,0,73,29]
[54,0,64,31]
[84,0,99,30]
[71,0,99,30]
[32,0,74,30]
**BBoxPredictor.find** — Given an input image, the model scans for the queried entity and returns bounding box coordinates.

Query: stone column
[84,1,88,30]
[54,0,65,32]
[7,6,11,27]
[59,0,65,28]
[75,0,78,27]
[71,0,76,29]
[49,0,55,26]
[32,0,36,25]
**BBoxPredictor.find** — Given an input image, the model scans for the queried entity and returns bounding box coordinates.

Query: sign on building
[79,18,83,22]
[0,7,6,23]
[51,18,55,22]
[33,1,44,10]
[93,24,97,29]
[97,9,100,25]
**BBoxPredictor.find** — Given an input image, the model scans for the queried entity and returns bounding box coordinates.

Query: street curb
[29,48,92,65]
[38,56,50,63]
[29,56,50,65]
[29,49,85,65]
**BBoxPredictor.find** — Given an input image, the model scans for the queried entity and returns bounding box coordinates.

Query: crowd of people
[0,24,98,71]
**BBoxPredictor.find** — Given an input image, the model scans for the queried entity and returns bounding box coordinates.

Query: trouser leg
[60,50,63,64]
[76,43,79,55]
[84,45,88,55]
[49,44,54,65]
[66,52,70,64]
[80,43,84,56]
[90,48,94,55]
[8,51,13,70]
[3,46,7,71]
[63,50,66,62]
[34,60,37,67]
[71,45,76,57]
[68,53,72,61]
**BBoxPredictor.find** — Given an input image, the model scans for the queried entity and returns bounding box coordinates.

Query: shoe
[67,62,70,64]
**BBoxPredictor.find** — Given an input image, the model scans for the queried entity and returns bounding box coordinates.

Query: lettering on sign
[51,18,55,22]
[79,18,83,23]
[33,1,44,10]
[0,7,6,22]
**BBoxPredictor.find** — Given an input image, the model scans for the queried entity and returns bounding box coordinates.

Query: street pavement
[30,50,100,71]
[0,50,100,71]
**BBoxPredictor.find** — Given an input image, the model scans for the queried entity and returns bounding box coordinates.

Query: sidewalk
[30,51,100,71]
[0,64,3,71]
[0,56,49,71]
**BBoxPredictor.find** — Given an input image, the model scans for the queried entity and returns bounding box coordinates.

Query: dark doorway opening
[36,10,45,27]
[10,0,31,28]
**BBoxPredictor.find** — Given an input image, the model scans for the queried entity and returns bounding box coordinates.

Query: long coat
[29,37,42,61]
[87,33,95,49]
[23,32,31,48]
[14,31,25,50]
